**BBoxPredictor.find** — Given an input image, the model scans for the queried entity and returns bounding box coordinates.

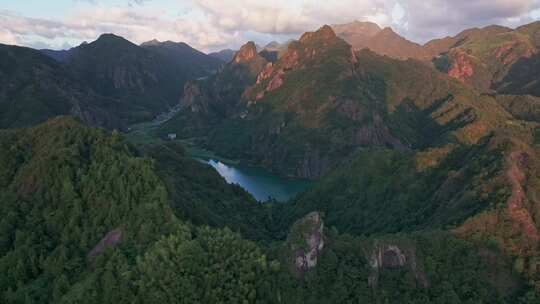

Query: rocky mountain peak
[332,20,381,37]
[91,33,136,49]
[96,33,125,42]
[379,27,396,35]
[299,25,337,44]
[233,41,258,63]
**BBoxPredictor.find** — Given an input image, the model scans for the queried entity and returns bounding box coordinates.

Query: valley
[2,12,540,303]
[126,107,312,202]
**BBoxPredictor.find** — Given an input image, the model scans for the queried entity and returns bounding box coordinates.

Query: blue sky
[1,0,539,52]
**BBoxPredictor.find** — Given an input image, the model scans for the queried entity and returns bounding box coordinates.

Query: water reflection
[202,159,311,202]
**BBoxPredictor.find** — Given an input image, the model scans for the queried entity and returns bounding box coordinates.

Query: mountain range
[0,34,223,130]
[2,19,540,303]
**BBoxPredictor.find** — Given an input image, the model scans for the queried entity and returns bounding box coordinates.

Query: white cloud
[395,0,540,42]
[192,0,394,34]
[0,28,19,46]
[0,7,237,51]
[0,0,539,51]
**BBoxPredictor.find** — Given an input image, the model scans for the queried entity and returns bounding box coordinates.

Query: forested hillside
[0,44,119,129]
[0,34,221,130]
[0,117,534,303]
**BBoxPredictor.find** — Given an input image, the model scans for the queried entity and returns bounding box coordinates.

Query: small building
[167,133,177,140]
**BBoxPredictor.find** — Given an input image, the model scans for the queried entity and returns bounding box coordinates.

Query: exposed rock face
[298,149,331,180]
[287,212,324,275]
[254,68,285,100]
[432,25,538,92]
[366,242,428,288]
[256,62,274,84]
[180,81,207,113]
[174,41,269,122]
[300,25,336,42]
[233,41,258,64]
[447,50,474,83]
[88,228,123,259]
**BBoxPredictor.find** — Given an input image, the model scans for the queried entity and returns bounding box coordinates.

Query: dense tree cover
[0,117,178,302]
[279,140,509,237]
[1,117,536,303]
[0,44,121,129]
[142,141,273,241]
[266,231,524,304]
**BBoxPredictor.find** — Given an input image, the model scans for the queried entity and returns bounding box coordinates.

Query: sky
[1,0,540,52]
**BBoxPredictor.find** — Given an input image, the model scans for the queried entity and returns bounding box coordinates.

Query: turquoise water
[199,159,312,202]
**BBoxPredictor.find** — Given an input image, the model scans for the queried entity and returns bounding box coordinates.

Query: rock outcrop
[286,212,324,275]
[300,25,337,44]
[447,50,475,83]
[365,241,428,288]
[233,41,259,64]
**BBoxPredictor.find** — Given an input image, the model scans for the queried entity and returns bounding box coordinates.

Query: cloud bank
[0,0,539,52]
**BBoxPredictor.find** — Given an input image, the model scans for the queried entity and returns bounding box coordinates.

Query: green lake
[126,113,312,202]
[197,158,312,202]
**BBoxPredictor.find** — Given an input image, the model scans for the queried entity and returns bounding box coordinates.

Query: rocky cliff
[365,240,428,288]
[286,212,324,275]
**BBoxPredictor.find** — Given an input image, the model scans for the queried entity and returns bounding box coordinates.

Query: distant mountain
[140,39,222,74]
[332,21,431,60]
[208,42,291,65]
[63,33,191,123]
[429,25,537,92]
[208,48,236,62]
[1,34,220,129]
[261,40,292,59]
[331,20,381,49]
[0,44,120,129]
[40,48,73,62]
[494,22,540,96]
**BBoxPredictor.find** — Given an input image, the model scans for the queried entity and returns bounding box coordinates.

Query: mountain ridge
[1,33,221,129]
